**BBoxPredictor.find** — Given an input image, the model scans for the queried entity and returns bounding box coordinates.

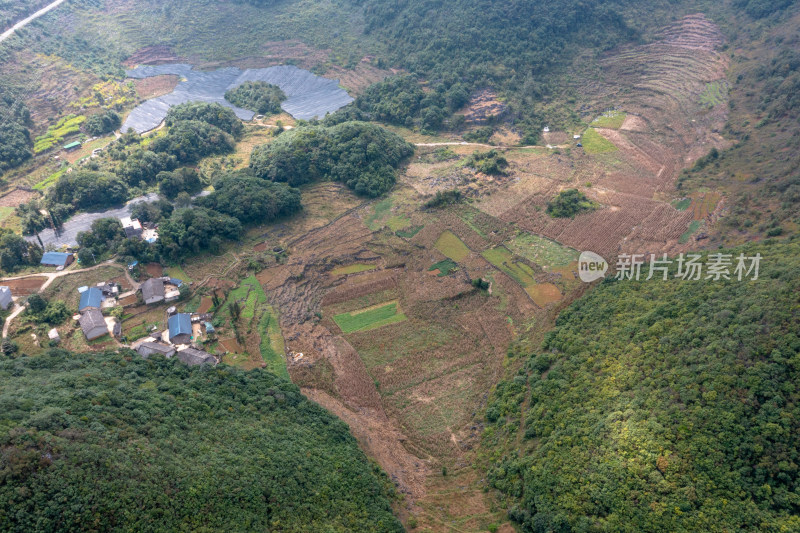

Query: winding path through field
[0,0,68,44]
[1,260,133,338]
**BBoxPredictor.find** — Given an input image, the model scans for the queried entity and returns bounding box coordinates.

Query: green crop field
[699,81,726,108]
[34,115,86,153]
[581,127,618,154]
[679,220,702,244]
[590,110,626,129]
[429,258,458,276]
[331,263,377,275]
[506,233,578,269]
[435,230,470,261]
[259,305,288,379]
[482,246,536,286]
[333,301,407,333]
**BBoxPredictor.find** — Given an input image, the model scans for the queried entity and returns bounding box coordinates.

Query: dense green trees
[115,150,178,186]
[156,207,242,259]
[486,240,800,532]
[225,81,286,115]
[0,84,32,173]
[84,109,121,136]
[250,121,413,196]
[157,167,203,199]
[198,171,302,225]
[150,120,235,164]
[546,188,597,218]
[49,170,128,210]
[465,150,508,175]
[76,218,126,265]
[343,75,469,132]
[0,230,42,273]
[0,350,403,532]
[165,102,243,138]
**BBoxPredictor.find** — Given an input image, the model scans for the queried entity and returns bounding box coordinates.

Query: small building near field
[0,286,12,310]
[137,341,176,359]
[79,309,108,340]
[41,252,74,268]
[176,347,216,366]
[120,216,143,239]
[140,278,165,305]
[48,328,60,343]
[168,313,192,344]
[78,287,104,312]
[63,141,82,152]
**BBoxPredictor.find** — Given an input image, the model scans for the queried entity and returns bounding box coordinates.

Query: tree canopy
[165,102,243,138]
[49,170,128,210]
[224,81,286,115]
[250,121,413,197]
[0,349,403,532]
[198,171,302,225]
[486,240,800,532]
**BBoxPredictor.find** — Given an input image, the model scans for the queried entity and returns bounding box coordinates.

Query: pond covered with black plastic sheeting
[122,64,354,133]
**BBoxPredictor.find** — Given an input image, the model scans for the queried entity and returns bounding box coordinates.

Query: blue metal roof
[41,252,72,266]
[204,321,215,333]
[168,313,192,339]
[169,278,184,287]
[78,287,103,311]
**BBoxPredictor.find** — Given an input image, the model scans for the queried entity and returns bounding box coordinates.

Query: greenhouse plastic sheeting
[122,64,354,133]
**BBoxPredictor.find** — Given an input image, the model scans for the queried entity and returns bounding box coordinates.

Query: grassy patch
[699,81,726,108]
[679,220,702,244]
[482,246,537,286]
[165,265,193,283]
[507,233,578,269]
[396,225,423,238]
[333,301,407,333]
[331,263,376,276]
[672,198,692,211]
[33,168,67,191]
[435,230,470,261]
[366,197,393,230]
[259,306,288,379]
[581,128,618,154]
[34,115,86,153]
[386,215,411,231]
[429,259,458,276]
[590,110,626,129]
[0,207,15,225]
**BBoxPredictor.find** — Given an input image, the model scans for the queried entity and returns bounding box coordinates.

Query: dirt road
[1,260,133,338]
[0,0,68,43]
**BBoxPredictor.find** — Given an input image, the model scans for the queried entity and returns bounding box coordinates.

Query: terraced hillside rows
[464,14,730,262]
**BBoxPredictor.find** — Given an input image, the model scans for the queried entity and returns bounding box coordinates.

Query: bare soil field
[0,189,38,208]
[132,74,180,100]
[2,276,47,296]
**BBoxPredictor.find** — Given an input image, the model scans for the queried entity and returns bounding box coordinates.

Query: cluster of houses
[77,283,122,341]
[133,310,216,366]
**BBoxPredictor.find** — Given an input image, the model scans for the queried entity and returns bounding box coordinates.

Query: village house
[40,252,74,269]
[120,216,143,239]
[79,309,108,341]
[176,347,216,366]
[0,286,12,311]
[140,278,166,305]
[78,287,104,312]
[168,313,192,344]
[137,341,176,359]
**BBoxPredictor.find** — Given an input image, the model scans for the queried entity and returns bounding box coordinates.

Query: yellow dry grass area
[525,282,562,307]
[331,263,377,276]
[435,230,470,261]
[233,127,274,168]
